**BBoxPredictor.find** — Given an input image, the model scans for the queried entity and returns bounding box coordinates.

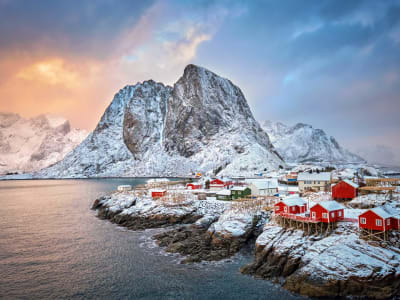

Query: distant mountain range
[0,113,87,175]
[261,120,365,164]
[1,65,366,178]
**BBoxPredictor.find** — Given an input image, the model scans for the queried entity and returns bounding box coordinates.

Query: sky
[0,0,399,166]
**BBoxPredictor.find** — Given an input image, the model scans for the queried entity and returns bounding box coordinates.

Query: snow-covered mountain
[0,113,88,174]
[261,120,365,164]
[37,64,284,178]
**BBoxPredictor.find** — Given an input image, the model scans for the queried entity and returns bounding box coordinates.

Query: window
[292,206,295,212]
[360,217,366,224]
[376,219,382,226]
[338,211,342,217]
[322,213,328,219]
[284,207,287,212]
[387,219,390,225]
[331,212,335,218]
[276,207,279,211]
[312,212,316,219]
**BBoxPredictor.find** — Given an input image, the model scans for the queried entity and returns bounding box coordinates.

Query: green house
[231,186,251,199]
[216,189,232,201]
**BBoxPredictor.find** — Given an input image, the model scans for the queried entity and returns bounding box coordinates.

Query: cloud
[0,0,231,130]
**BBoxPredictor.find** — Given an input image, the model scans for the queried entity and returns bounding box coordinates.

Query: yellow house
[297,172,331,193]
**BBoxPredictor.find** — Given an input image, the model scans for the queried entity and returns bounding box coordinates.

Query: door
[312,212,316,219]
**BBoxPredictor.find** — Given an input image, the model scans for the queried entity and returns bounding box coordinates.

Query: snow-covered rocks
[262,120,365,164]
[242,224,400,298]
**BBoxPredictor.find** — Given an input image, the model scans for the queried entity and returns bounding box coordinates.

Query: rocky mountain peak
[36,64,284,178]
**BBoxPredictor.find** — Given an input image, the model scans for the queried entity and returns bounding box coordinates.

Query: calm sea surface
[0,179,303,300]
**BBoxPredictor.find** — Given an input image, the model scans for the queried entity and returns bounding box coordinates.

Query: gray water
[0,179,303,300]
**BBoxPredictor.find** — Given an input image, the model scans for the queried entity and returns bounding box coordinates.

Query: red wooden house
[210,178,232,190]
[275,197,307,215]
[332,180,358,201]
[358,206,400,232]
[186,183,203,190]
[151,189,167,198]
[310,201,345,223]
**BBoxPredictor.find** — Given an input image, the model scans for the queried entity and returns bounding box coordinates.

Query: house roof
[249,179,278,189]
[281,197,307,207]
[369,206,399,219]
[298,172,331,181]
[151,189,166,193]
[216,189,231,196]
[231,186,248,191]
[337,179,359,188]
[312,200,345,211]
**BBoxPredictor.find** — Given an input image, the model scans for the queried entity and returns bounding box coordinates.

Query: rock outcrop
[241,224,400,299]
[92,191,268,263]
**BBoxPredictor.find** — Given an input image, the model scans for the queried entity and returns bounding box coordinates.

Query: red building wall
[211,179,224,185]
[275,202,307,215]
[332,181,357,200]
[391,217,400,230]
[151,191,167,198]
[310,204,344,223]
[187,183,202,190]
[358,210,393,231]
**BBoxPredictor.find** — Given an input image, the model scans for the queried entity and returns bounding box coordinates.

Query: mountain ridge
[261,120,365,164]
[36,64,284,178]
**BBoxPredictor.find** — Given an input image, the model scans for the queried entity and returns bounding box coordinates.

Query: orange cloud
[16,59,80,88]
[0,1,221,131]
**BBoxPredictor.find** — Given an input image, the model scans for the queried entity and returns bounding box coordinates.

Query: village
[117,166,400,246]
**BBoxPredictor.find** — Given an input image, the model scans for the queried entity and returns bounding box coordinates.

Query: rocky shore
[93,191,400,299]
[92,191,268,261]
[241,224,400,299]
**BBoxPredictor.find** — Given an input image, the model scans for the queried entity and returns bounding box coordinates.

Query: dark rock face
[163,64,273,158]
[153,223,258,263]
[123,81,172,159]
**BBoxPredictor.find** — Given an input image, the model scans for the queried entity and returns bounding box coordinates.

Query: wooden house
[151,189,167,198]
[186,183,203,190]
[231,186,251,199]
[210,178,232,190]
[248,179,278,196]
[310,201,345,223]
[332,180,358,201]
[216,189,232,201]
[358,206,400,232]
[298,172,331,193]
[275,197,307,215]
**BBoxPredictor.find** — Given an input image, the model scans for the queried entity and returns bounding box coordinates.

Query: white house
[248,179,278,196]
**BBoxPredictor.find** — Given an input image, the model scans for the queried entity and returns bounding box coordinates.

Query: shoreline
[92,188,400,299]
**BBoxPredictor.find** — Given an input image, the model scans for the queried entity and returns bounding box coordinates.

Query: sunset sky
[1,0,400,166]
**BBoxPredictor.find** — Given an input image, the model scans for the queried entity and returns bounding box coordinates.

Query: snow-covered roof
[369,206,399,219]
[216,189,231,196]
[312,200,345,211]
[231,186,248,191]
[281,197,307,207]
[150,189,166,193]
[249,179,278,189]
[342,179,359,188]
[298,172,331,181]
